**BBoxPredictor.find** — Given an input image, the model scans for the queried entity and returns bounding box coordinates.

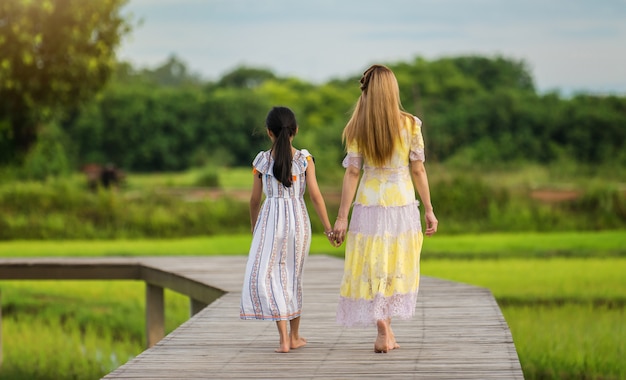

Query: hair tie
[360,64,385,91]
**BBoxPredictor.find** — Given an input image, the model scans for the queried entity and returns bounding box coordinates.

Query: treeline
[20,55,626,178]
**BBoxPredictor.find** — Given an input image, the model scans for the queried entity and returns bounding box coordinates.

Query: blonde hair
[342,64,412,166]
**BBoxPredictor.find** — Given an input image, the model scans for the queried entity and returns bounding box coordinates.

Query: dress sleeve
[296,149,313,174]
[252,151,270,174]
[342,140,363,169]
[409,116,425,162]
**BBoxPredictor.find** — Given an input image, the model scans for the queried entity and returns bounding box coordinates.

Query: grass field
[1,231,625,379]
[1,230,624,258]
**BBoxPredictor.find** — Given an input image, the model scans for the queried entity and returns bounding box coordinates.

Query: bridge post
[0,290,3,367]
[190,298,208,316]
[146,283,164,348]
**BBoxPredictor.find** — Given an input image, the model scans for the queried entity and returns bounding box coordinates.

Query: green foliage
[194,166,220,187]
[65,79,270,171]
[67,56,626,175]
[3,50,626,174]
[1,165,625,240]
[218,65,277,88]
[21,123,71,180]
[431,172,626,234]
[503,304,625,380]
[0,281,188,379]
[0,0,132,161]
[0,179,250,240]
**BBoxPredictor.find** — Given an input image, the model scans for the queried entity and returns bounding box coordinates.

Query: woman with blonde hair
[333,64,438,353]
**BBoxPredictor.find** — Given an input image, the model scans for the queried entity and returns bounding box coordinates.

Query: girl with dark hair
[240,106,337,353]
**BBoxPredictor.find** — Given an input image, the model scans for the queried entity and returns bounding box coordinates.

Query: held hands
[324,216,348,247]
[324,230,341,247]
[331,217,348,246]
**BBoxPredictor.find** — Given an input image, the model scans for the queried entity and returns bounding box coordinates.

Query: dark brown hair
[266,106,297,187]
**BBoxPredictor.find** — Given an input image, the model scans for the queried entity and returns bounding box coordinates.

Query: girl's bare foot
[275,342,290,353]
[275,320,290,353]
[290,336,307,349]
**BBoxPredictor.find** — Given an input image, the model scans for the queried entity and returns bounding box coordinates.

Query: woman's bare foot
[374,320,390,353]
[388,336,400,350]
[290,336,307,349]
[374,335,389,353]
[388,326,400,350]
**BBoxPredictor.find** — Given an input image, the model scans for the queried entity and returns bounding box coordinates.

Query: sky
[117,0,626,94]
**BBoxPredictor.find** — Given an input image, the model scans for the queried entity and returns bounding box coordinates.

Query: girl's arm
[304,158,334,240]
[410,160,438,236]
[249,171,263,232]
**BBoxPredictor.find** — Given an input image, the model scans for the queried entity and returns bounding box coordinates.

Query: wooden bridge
[0,256,523,379]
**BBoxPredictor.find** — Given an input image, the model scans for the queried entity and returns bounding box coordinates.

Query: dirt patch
[530,189,582,202]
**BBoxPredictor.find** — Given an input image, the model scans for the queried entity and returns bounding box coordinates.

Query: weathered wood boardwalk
[98,255,524,379]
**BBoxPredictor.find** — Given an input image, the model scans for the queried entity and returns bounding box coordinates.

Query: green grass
[124,167,253,189]
[0,281,188,380]
[0,234,345,257]
[422,230,626,258]
[502,304,625,380]
[422,258,626,303]
[1,231,625,379]
[1,230,623,258]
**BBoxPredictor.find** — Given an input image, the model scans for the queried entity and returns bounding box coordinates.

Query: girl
[240,106,336,353]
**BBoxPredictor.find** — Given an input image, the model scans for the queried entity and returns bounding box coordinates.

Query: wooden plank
[0,258,142,279]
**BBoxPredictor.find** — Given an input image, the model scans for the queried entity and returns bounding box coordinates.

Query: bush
[21,123,72,181]
[194,166,220,187]
[0,180,249,240]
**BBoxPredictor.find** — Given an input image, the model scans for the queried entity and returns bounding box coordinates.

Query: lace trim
[409,148,425,162]
[349,202,422,235]
[342,153,363,169]
[336,292,418,327]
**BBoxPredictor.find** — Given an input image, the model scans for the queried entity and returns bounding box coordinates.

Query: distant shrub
[21,123,73,181]
[194,166,220,187]
[0,181,248,240]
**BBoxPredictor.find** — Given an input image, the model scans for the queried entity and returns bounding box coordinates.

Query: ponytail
[272,128,293,187]
[265,106,298,188]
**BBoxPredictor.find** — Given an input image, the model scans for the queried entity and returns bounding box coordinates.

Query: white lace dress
[240,149,312,320]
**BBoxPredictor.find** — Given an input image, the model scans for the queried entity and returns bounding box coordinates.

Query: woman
[333,65,438,353]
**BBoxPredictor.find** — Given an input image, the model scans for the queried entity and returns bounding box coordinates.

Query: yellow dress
[337,115,425,327]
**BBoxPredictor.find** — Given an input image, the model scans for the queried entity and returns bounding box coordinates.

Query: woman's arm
[333,165,360,244]
[410,160,438,236]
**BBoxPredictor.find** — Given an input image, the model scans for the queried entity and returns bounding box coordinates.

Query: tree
[0,0,132,163]
[138,54,203,87]
[444,55,535,92]
[218,66,276,89]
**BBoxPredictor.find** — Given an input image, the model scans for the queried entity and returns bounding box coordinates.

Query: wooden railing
[0,257,225,366]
